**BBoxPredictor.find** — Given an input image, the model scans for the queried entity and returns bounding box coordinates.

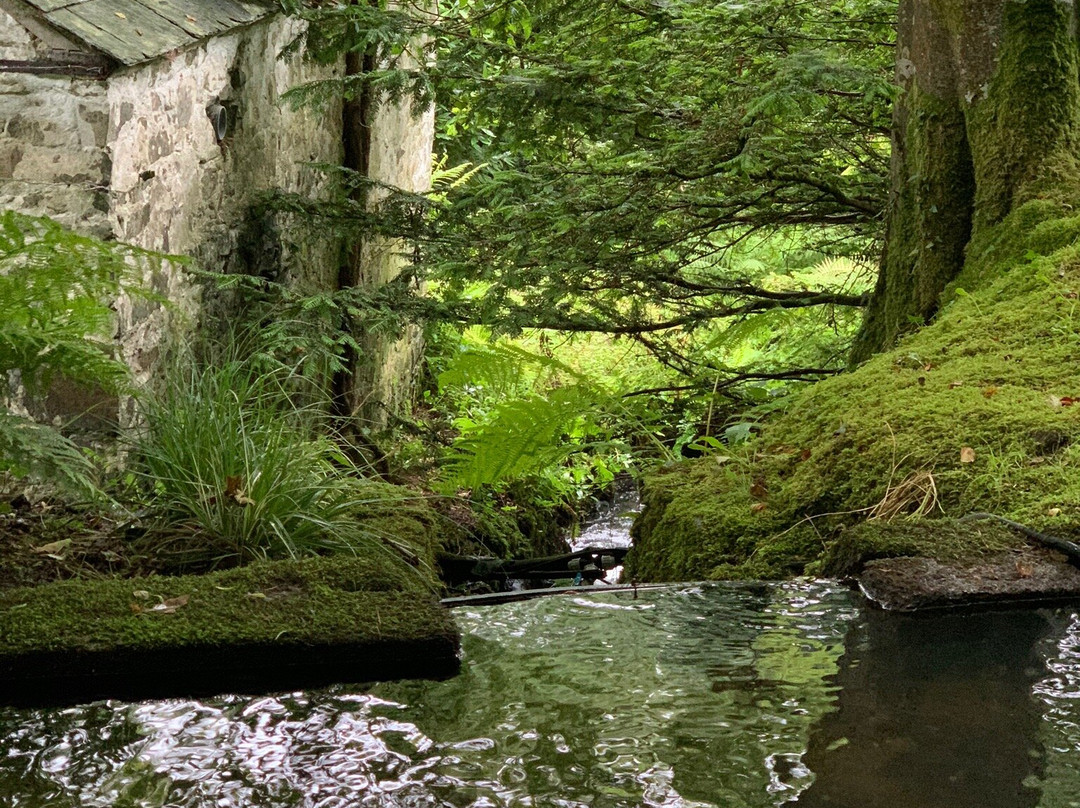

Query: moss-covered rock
[0,554,459,705]
[627,197,1080,582]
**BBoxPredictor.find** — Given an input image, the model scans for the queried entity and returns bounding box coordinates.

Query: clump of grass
[133,360,421,569]
[869,470,940,521]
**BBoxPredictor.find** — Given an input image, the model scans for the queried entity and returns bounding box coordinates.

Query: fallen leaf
[32,539,70,555]
[186,14,197,21]
[800,448,812,461]
[749,478,768,500]
[750,503,767,514]
[1015,559,1034,578]
[982,386,998,398]
[1049,507,1063,517]
[115,11,126,17]
[960,447,976,463]
[225,475,255,506]
[1063,396,1078,407]
[132,589,150,600]
[948,380,964,389]
[149,594,189,614]
[713,455,732,465]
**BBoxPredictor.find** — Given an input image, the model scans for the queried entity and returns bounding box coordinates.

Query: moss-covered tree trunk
[851,0,1080,362]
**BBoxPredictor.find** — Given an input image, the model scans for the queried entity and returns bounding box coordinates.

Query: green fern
[430,156,487,204]
[444,386,604,490]
[0,413,98,497]
[438,342,670,491]
[0,211,168,496]
[0,211,167,393]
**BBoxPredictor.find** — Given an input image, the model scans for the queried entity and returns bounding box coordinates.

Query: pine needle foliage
[281,0,892,384]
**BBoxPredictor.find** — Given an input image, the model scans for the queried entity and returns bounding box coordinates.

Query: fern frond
[0,413,99,499]
[438,340,672,491]
[442,386,605,491]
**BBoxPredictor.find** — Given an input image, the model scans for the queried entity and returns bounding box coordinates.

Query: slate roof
[19,0,275,66]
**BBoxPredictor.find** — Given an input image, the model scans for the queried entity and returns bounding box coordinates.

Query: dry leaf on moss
[149,595,189,614]
[960,447,976,463]
[32,539,71,556]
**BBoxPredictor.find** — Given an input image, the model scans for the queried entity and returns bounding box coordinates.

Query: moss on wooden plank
[0,555,459,705]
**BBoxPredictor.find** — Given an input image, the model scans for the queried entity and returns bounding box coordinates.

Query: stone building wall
[105,15,344,384]
[0,11,111,236]
[353,63,434,424]
[0,7,432,426]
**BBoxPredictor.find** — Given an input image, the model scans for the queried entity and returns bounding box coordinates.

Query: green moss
[854,0,1080,361]
[0,554,453,656]
[964,0,1080,230]
[627,197,1080,582]
[815,519,1022,578]
[851,83,975,363]
[349,480,445,574]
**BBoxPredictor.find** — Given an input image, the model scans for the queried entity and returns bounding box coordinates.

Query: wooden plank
[226,0,271,24]
[46,6,144,63]
[0,56,109,76]
[28,0,90,13]
[129,0,265,38]
[54,0,193,63]
[441,583,678,607]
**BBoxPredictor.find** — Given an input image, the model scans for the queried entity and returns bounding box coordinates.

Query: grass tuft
[133,360,425,570]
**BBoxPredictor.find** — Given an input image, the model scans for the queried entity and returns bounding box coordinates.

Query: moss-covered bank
[0,554,459,706]
[627,198,1080,582]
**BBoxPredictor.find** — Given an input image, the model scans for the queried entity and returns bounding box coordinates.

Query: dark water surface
[4,583,1080,807]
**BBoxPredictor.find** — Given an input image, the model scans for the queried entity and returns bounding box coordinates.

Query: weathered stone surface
[352,54,434,423]
[106,15,344,389]
[0,6,88,61]
[0,68,110,235]
[857,549,1080,611]
[1,6,432,423]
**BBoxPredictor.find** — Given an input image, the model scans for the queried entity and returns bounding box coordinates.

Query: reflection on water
[0,583,853,807]
[1034,611,1080,808]
[798,608,1053,808]
[5,584,1080,807]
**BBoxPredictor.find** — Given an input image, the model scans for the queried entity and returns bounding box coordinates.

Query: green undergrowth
[0,554,453,657]
[627,198,1080,581]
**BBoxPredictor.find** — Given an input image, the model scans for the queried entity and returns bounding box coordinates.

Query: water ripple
[0,582,858,808]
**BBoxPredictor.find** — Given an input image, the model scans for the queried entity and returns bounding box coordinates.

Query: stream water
[5,501,1080,807]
